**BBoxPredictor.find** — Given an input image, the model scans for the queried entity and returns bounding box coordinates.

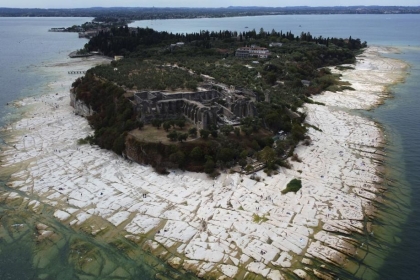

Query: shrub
[77,135,94,145]
[200,129,210,139]
[190,147,203,161]
[275,159,291,169]
[291,153,302,162]
[188,127,197,137]
[167,131,178,141]
[253,214,268,223]
[281,179,302,194]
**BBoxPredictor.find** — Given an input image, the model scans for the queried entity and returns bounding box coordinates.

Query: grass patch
[77,135,94,145]
[253,213,269,223]
[305,97,325,106]
[130,123,195,144]
[304,123,322,132]
[327,84,355,92]
[281,179,302,194]
[335,65,355,71]
[340,86,355,91]
[326,85,341,92]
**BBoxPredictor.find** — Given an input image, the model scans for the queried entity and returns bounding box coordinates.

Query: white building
[235,46,270,58]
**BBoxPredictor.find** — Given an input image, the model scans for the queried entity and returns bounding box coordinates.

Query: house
[78,30,99,39]
[235,46,270,58]
[269,42,283,47]
[170,42,185,51]
[301,80,311,87]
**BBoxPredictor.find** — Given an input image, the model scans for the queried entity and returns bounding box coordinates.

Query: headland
[0,45,408,279]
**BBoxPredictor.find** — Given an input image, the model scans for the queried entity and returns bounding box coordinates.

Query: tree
[234,127,241,137]
[291,123,307,142]
[176,119,186,129]
[242,126,253,136]
[190,147,203,161]
[163,121,171,132]
[152,119,162,129]
[204,157,216,174]
[167,131,178,141]
[211,130,218,138]
[177,133,188,142]
[188,127,197,137]
[245,164,254,173]
[258,146,276,166]
[281,179,302,194]
[169,151,186,166]
[217,148,234,163]
[259,28,265,38]
[200,129,210,139]
[137,120,144,130]
[251,140,260,151]
[240,150,248,159]
[220,125,234,136]
[265,72,277,85]
[112,134,125,155]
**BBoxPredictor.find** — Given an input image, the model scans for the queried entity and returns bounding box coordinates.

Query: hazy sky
[1,0,419,9]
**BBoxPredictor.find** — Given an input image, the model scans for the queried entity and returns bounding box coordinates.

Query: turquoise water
[0,17,90,129]
[0,18,199,280]
[1,15,420,279]
[131,15,420,278]
[366,48,420,279]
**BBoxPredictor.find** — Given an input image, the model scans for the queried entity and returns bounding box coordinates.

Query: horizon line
[1,5,420,9]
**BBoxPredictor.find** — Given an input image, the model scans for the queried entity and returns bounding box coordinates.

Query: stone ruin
[133,87,257,129]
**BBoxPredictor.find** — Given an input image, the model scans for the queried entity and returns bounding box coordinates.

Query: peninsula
[70,26,365,177]
[0,24,407,279]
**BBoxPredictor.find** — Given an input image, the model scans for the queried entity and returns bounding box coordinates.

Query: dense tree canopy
[74,26,366,173]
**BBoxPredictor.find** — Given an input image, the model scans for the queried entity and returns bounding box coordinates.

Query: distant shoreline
[1,6,419,20]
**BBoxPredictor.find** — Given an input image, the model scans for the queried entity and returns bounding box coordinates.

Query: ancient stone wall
[231,100,256,118]
[133,89,254,129]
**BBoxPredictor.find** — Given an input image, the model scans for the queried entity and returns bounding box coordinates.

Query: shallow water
[0,186,199,280]
[364,47,420,279]
[0,18,199,280]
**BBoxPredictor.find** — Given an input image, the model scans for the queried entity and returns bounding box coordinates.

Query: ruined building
[133,88,257,129]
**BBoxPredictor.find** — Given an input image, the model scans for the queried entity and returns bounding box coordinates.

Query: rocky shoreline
[0,46,408,279]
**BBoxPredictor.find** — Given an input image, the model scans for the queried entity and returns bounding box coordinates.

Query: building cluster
[131,85,257,129]
[170,42,185,50]
[78,29,109,39]
[235,45,270,58]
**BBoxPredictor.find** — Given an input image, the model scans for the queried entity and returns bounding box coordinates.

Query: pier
[68,71,86,75]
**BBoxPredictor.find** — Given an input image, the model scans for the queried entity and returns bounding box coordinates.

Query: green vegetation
[72,75,138,155]
[304,123,322,132]
[335,65,355,71]
[253,213,269,223]
[281,179,302,194]
[76,48,89,55]
[72,26,366,174]
[77,135,94,145]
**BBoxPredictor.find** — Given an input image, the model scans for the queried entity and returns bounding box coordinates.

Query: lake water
[1,14,420,279]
